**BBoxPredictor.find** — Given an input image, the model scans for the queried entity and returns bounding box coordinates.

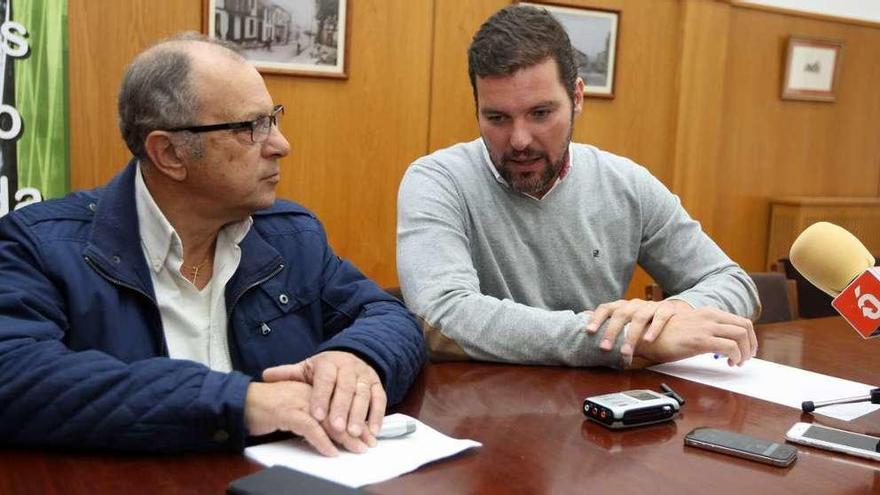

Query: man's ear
[573,77,585,116]
[144,130,188,182]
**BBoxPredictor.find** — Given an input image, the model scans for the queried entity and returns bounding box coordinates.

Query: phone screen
[802,425,880,453]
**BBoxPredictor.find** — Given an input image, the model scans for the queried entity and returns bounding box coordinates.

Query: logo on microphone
[832,269,880,339]
[855,286,880,320]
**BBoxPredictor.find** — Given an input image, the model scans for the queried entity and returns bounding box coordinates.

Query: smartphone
[684,427,797,467]
[785,422,880,462]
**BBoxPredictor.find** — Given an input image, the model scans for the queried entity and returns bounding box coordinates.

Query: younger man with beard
[396,5,759,369]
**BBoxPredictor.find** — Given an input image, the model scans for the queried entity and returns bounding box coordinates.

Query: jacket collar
[84,159,156,296]
[85,159,284,302]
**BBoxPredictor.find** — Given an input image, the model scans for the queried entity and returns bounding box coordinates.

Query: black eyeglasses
[167,104,284,144]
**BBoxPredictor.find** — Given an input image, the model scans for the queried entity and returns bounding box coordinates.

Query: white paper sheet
[244,414,481,488]
[649,354,880,421]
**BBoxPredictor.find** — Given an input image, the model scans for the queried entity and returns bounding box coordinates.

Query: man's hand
[262,351,386,442]
[634,307,757,366]
[244,381,375,457]
[585,298,693,358]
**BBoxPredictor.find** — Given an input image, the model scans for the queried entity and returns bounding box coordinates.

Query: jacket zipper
[83,255,169,356]
[226,263,285,370]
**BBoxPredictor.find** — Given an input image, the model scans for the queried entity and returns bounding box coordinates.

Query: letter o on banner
[0,104,22,140]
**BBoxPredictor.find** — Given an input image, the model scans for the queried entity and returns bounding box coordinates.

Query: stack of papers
[649,354,880,421]
[244,414,481,488]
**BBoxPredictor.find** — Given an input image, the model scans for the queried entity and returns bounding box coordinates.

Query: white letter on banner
[1,21,29,58]
[0,103,21,140]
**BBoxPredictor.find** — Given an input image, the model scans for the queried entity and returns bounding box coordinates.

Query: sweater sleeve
[634,166,760,319]
[396,161,627,368]
[0,214,252,453]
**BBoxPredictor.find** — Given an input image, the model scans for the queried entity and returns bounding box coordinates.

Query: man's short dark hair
[467,4,577,103]
[117,32,242,161]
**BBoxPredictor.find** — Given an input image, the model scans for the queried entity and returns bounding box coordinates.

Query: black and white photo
[522,2,619,98]
[205,0,348,78]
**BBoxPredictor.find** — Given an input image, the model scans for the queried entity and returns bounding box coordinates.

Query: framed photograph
[781,37,843,102]
[204,0,349,79]
[521,2,620,98]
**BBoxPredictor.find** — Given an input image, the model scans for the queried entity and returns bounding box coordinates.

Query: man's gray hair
[117,32,243,160]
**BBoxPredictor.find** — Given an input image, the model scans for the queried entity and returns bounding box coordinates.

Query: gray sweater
[397,139,759,367]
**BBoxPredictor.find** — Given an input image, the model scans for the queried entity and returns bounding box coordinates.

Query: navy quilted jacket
[0,160,426,452]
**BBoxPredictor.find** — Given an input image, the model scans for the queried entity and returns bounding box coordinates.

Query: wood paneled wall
[708,3,880,271]
[68,0,880,294]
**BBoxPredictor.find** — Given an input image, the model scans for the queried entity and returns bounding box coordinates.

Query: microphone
[789,222,879,338]
[802,388,880,413]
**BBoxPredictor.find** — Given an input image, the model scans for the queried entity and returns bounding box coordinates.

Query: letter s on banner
[1,21,29,58]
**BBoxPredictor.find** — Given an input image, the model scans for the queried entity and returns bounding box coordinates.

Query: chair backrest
[748,272,798,324]
[774,257,836,318]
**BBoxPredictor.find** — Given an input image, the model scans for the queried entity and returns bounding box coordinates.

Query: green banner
[0,0,68,216]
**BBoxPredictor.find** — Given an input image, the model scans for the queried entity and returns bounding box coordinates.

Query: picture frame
[781,36,843,102]
[520,2,620,98]
[203,0,349,79]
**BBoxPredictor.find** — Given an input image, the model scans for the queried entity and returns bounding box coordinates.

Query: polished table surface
[2,317,879,494]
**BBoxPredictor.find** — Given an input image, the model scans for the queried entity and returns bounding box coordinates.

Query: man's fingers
[586,301,622,333]
[327,367,357,433]
[708,321,755,365]
[621,303,660,355]
[643,304,677,342]
[746,320,758,357]
[367,382,387,436]
[326,423,369,454]
[704,307,753,329]
[599,300,652,353]
[309,360,339,422]
[282,410,339,457]
[706,336,743,367]
[347,381,372,437]
[262,363,308,383]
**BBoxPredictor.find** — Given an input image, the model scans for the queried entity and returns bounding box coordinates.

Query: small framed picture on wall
[204,0,349,79]
[520,2,620,98]
[781,37,843,102]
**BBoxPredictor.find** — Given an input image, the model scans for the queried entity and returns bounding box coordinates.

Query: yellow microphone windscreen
[789,222,875,297]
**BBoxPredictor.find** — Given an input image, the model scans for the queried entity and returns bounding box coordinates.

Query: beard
[486,124,573,196]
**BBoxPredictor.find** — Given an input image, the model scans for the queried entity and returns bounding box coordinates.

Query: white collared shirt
[135,164,252,372]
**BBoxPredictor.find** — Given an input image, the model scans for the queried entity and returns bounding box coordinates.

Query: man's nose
[509,120,532,151]
[263,125,291,158]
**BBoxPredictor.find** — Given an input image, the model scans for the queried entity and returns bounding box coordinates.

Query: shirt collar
[480,140,573,200]
[135,163,177,274]
[134,163,253,274]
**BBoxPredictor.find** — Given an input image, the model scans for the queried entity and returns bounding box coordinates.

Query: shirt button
[112,255,121,264]
[213,429,230,443]
[88,203,97,212]
[260,323,271,336]
[279,294,289,305]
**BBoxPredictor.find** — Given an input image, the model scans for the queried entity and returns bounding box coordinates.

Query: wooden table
[2,317,879,494]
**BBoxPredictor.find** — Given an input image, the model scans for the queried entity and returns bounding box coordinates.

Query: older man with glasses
[0,33,426,455]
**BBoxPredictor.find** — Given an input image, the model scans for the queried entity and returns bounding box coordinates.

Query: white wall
[741,0,880,23]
